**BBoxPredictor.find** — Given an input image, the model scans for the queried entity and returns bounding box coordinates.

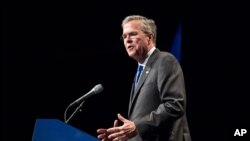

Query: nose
[125,38,133,43]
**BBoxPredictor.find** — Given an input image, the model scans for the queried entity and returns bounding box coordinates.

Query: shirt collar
[138,47,156,67]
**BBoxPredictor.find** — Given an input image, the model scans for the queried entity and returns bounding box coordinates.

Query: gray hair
[122,15,157,46]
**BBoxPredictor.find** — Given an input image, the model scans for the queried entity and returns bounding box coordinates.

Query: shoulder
[155,51,183,76]
[157,50,178,64]
[147,49,179,68]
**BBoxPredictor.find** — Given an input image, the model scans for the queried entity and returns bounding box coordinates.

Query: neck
[136,46,155,64]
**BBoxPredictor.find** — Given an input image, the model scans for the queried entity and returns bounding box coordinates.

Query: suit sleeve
[135,54,186,138]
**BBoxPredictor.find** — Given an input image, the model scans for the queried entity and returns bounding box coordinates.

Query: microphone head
[93,84,103,94]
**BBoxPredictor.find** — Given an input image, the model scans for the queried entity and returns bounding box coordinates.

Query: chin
[127,50,135,55]
[128,52,135,58]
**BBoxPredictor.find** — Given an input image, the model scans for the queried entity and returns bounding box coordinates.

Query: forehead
[123,20,142,33]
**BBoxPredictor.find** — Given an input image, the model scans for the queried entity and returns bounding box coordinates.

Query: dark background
[2,0,249,141]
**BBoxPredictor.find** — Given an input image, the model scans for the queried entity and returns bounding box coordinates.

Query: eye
[129,32,138,37]
[121,34,127,40]
[121,32,139,40]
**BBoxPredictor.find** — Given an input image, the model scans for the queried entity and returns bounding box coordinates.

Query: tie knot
[137,65,143,72]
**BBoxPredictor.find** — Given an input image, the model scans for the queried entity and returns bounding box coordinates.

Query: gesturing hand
[106,113,138,141]
[97,119,119,141]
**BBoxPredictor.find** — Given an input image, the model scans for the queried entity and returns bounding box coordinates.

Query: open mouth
[127,45,134,50]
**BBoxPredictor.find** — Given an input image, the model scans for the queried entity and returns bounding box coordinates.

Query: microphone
[70,84,103,106]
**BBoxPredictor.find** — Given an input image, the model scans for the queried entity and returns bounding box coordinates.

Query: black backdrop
[2,0,249,141]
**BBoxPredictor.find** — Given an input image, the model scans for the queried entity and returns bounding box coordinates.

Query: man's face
[122,20,150,62]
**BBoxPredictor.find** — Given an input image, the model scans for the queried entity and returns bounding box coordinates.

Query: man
[97,15,191,141]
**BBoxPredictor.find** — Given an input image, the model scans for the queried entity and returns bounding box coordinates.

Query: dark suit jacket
[128,49,191,141]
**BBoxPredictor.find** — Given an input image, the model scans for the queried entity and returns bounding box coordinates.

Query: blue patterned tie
[136,65,143,84]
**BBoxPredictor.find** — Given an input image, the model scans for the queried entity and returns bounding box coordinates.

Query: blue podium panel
[32,119,99,141]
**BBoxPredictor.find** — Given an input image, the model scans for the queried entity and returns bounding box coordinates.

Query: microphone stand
[64,101,85,123]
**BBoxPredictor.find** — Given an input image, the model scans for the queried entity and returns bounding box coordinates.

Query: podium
[32,119,99,141]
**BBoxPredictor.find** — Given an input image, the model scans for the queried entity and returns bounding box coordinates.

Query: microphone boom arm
[64,100,85,123]
[63,84,103,123]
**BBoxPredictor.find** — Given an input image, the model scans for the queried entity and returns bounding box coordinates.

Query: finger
[97,128,107,133]
[113,134,127,141]
[120,134,128,141]
[113,137,120,141]
[117,113,127,122]
[114,119,119,127]
[108,131,123,140]
[97,133,106,139]
[107,127,120,133]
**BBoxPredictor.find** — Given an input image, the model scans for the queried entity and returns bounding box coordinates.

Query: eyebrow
[122,31,138,37]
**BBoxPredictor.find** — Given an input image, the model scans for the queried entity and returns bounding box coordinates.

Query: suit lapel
[129,79,135,114]
[132,66,150,102]
[128,49,160,117]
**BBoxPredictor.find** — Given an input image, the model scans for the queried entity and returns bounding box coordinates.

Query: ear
[147,34,153,44]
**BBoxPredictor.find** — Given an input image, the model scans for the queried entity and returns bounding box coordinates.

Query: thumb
[114,119,119,127]
[117,113,127,122]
